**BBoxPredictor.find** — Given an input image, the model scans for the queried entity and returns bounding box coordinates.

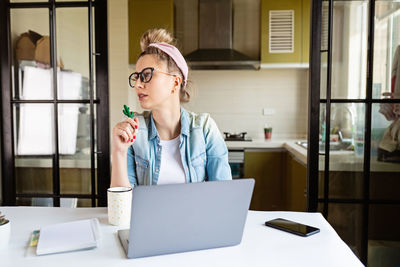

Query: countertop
[226,138,307,165]
[226,138,400,172]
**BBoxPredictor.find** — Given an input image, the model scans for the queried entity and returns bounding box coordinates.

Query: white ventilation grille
[269,10,294,53]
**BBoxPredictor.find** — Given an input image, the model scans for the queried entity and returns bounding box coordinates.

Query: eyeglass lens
[132,68,153,83]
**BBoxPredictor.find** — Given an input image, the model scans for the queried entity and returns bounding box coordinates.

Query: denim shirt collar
[148,106,190,141]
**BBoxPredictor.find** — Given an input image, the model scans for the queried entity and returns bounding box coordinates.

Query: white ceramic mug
[0,220,11,249]
[107,187,132,226]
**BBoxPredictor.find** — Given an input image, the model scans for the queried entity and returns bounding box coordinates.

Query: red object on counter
[264,128,272,140]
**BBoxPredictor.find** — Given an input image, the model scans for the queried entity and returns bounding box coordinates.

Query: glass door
[308,0,400,265]
[0,0,109,207]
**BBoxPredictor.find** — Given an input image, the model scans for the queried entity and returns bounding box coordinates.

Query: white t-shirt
[157,136,186,185]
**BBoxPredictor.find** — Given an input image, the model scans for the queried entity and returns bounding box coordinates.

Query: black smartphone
[264,218,320,237]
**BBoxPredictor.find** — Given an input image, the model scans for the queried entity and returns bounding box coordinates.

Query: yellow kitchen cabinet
[244,150,286,211]
[285,152,307,211]
[301,0,310,64]
[128,0,174,64]
[260,0,310,65]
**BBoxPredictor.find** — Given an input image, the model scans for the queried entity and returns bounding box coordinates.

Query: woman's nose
[134,78,145,88]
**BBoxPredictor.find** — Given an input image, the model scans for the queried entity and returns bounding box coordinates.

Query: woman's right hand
[112,117,139,154]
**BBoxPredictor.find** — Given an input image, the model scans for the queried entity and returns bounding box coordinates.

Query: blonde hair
[138,28,191,103]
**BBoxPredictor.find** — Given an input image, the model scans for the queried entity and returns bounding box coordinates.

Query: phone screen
[265,218,320,237]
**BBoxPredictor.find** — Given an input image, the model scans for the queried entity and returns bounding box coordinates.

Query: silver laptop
[118,179,255,259]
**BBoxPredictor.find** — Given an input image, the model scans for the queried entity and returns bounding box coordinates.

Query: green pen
[123,104,135,119]
[123,105,137,142]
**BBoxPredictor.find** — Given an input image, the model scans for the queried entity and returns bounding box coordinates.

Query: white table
[0,207,364,267]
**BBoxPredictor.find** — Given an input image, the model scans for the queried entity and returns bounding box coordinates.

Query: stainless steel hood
[184,0,259,70]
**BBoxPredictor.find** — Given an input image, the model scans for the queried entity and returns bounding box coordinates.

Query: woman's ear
[174,76,182,90]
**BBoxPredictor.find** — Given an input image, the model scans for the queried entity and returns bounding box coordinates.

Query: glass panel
[321,1,329,51]
[319,103,326,199]
[60,198,78,208]
[328,203,363,257]
[56,0,88,2]
[370,103,400,200]
[317,202,324,213]
[94,104,98,195]
[15,197,55,206]
[59,104,94,194]
[10,8,53,100]
[10,0,48,2]
[15,197,81,207]
[56,7,92,100]
[331,1,368,99]
[14,103,54,194]
[14,103,54,155]
[368,204,400,267]
[329,103,364,198]
[15,197,33,206]
[373,1,400,99]
[329,103,365,162]
[320,51,328,99]
[32,197,54,207]
[318,103,365,199]
[77,198,93,207]
[16,167,53,194]
[91,6,96,100]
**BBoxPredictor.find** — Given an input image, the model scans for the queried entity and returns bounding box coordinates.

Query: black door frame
[307,0,400,264]
[0,0,110,207]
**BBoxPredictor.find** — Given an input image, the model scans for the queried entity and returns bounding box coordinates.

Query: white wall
[108,0,308,141]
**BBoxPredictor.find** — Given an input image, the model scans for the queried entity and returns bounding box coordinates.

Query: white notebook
[36,218,101,256]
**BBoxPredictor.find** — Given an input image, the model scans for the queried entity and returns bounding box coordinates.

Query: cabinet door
[261,0,301,64]
[244,151,286,211]
[285,152,307,211]
[301,0,310,63]
[128,0,174,64]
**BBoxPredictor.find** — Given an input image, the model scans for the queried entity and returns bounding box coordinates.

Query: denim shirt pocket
[134,155,149,185]
[190,152,207,182]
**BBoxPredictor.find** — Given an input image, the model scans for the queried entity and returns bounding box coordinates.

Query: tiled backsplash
[183,69,309,139]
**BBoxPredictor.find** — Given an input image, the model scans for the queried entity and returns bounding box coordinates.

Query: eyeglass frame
[129,67,177,88]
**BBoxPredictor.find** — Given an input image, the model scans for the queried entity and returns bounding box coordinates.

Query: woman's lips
[138,93,148,101]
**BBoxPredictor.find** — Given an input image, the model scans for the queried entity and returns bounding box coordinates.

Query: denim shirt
[127,107,232,186]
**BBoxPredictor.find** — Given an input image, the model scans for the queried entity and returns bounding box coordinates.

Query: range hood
[185,0,259,70]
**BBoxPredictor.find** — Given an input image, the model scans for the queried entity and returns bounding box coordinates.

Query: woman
[111,28,231,187]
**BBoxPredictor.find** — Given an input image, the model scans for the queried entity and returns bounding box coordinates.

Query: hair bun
[140,28,176,52]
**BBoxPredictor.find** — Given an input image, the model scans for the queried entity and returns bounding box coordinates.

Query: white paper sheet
[36,218,101,256]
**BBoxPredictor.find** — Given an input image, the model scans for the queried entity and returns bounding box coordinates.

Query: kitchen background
[109,0,309,141]
[2,0,399,265]
[0,0,309,203]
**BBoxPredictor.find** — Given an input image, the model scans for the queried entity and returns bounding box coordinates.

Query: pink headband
[148,42,188,86]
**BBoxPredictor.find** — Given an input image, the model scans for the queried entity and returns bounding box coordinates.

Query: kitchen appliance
[228,149,244,179]
[223,132,252,142]
[184,0,259,70]
[224,132,250,178]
